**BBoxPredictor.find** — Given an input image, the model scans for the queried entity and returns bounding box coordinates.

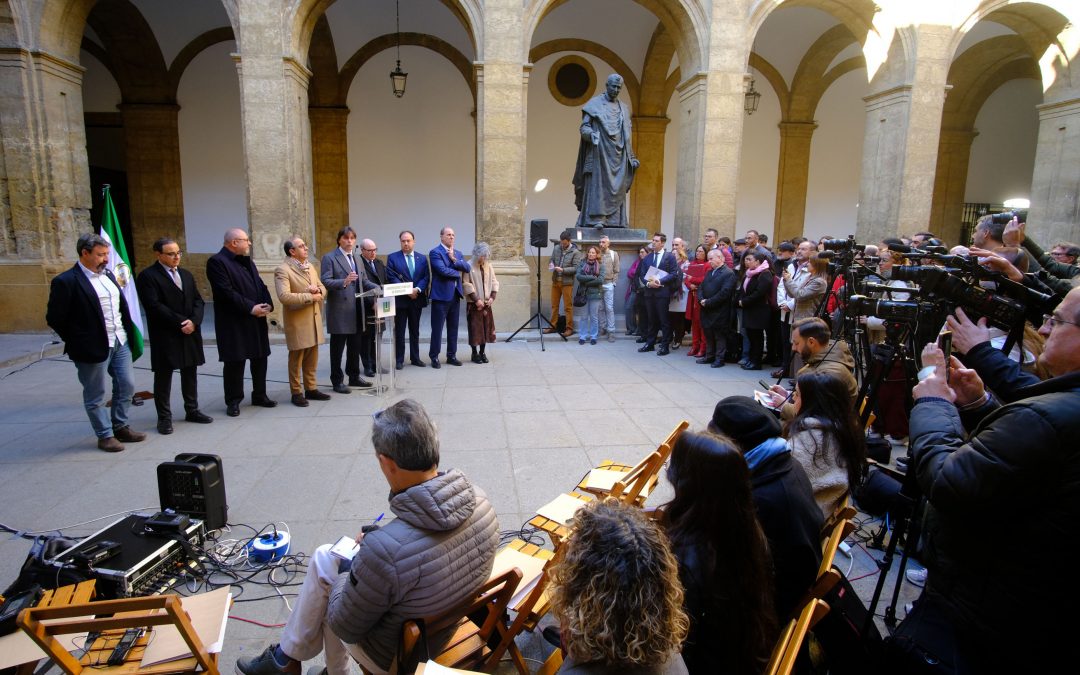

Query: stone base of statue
[551,227,650,245]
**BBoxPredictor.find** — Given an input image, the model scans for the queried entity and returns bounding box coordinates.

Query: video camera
[889,265,1026,330]
[990,209,1028,225]
[846,295,923,323]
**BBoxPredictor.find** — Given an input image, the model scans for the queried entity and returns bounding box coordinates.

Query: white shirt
[338,247,356,272]
[78,261,127,346]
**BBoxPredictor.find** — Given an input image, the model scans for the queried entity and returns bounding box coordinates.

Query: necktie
[407,254,414,277]
[169,267,182,289]
[346,253,356,273]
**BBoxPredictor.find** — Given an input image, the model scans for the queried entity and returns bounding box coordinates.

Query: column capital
[631,115,670,133]
[863,85,912,110]
[778,120,818,137]
[1036,97,1080,121]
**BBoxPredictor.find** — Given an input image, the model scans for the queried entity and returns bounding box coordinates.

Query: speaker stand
[506,246,566,349]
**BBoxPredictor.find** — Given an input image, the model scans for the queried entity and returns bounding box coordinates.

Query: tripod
[506,246,567,349]
[857,321,926,634]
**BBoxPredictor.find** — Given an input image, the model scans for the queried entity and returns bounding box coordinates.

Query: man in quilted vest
[237,399,499,675]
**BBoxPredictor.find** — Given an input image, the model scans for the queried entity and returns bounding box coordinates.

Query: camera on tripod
[846,295,921,323]
[889,265,1026,331]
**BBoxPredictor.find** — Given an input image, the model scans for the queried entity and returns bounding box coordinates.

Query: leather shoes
[471,354,482,364]
[97,436,124,452]
[446,357,463,366]
[291,393,309,407]
[185,411,213,424]
[251,397,278,408]
[348,378,372,388]
[480,354,489,363]
[430,358,441,369]
[638,345,654,353]
[542,327,559,334]
[635,337,647,344]
[364,369,376,378]
[157,419,173,435]
[395,362,404,370]
[741,362,762,370]
[333,383,351,394]
[695,357,712,364]
[657,346,670,356]
[305,389,331,401]
[411,359,427,367]
[113,426,146,443]
[711,360,726,368]
[226,403,240,417]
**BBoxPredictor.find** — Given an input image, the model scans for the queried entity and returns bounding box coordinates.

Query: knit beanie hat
[709,396,781,453]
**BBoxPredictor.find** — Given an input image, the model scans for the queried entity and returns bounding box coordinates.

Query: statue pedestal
[550,227,651,246]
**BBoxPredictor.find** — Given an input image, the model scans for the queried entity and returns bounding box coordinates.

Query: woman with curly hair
[664,431,778,674]
[784,369,867,516]
[548,499,690,674]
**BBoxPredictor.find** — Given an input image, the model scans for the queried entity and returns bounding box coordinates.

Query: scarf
[583,259,600,276]
[744,437,790,471]
[287,256,311,272]
[742,260,768,292]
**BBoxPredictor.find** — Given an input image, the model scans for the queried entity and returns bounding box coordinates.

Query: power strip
[248,532,290,564]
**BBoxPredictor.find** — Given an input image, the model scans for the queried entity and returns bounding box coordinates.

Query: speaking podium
[356,283,414,395]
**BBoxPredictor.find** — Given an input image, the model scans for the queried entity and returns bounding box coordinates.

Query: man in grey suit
[320,227,377,392]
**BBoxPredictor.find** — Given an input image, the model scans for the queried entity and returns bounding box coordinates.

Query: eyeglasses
[362,247,377,252]
[231,238,250,243]
[1042,314,1080,330]
[1050,251,1072,259]
[161,251,183,258]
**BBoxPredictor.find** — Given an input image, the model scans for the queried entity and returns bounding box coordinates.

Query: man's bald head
[224,229,251,255]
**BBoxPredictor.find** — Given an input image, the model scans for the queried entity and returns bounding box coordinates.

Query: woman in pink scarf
[737,252,773,370]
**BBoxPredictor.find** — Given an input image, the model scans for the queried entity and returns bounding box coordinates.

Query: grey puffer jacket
[327,469,499,670]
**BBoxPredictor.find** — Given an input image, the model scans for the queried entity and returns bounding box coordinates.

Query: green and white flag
[99,185,145,361]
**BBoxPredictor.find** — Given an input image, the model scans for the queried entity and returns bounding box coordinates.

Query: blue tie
[407,254,414,277]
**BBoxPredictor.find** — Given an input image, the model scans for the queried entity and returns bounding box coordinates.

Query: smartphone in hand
[938,330,953,383]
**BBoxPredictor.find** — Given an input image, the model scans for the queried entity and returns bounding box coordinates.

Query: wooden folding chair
[1,581,97,675]
[395,567,522,674]
[578,420,689,505]
[535,648,563,675]
[819,494,857,543]
[765,597,830,675]
[488,539,559,675]
[527,491,594,545]
[801,518,856,611]
[17,593,222,675]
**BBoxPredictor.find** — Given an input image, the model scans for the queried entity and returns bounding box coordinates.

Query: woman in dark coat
[738,251,773,370]
[697,249,737,367]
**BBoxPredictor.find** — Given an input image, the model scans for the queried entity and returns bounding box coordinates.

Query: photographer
[892,286,1080,673]
[1005,219,1079,296]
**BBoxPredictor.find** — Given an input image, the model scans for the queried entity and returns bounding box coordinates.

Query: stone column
[674,70,747,243]
[630,115,669,230]
[119,103,185,260]
[773,121,818,242]
[1029,97,1080,246]
[928,128,977,246]
[856,26,951,245]
[309,106,349,257]
[0,49,91,330]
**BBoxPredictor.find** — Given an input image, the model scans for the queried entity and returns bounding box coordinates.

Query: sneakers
[607,333,615,343]
[236,645,300,675]
[905,567,927,587]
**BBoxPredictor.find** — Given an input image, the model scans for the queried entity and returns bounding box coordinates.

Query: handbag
[572,282,587,307]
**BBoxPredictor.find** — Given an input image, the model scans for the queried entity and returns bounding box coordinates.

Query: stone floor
[0,329,920,674]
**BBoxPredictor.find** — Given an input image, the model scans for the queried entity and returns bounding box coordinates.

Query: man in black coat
[137,237,213,435]
[357,238,386,377]
[895,290,1080,672]
[46,233,147,452]
[635,232,680,355]
[206,228,276,417]
[697,249,737,367]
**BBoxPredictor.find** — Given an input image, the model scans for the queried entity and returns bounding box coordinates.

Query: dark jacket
[320,248,380,335]
[428,245,471,301]
[46,264,135,364]
[636,249,680,300]
[385,249,430,310]
[359,256,386,325]
[739,269,774,330]
[575,259,605,300]
[749,450,824,620]
[698,265,737,330]
[910,350,1080,668]
[137,263,205,371]
[205,247,273,362]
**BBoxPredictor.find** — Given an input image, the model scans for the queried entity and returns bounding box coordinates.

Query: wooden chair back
[608,420,690,505]
[17,594,218,675]
[819,495,856,544]
[489,541,560,674]
[765,598,830,675]
[535,648,563,675]
[398,567,522,674]
[803,519,856,607]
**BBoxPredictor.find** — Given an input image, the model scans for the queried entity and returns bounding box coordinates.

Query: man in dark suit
[46,233,147,452]
[206,228,276,417]
[320,226,376,393]
[635,232,680,355]
[358,238,387,377]
[385,230,430,369]
[428,227,471,368]
[137,237,213,435]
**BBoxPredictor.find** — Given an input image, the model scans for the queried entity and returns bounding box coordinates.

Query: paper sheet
[139,587,231,667]
[584,468,629,491]
[489,547,548,608]
[643,266,670,282]
[536,493,588,526]
[416,661,486,674]
[754,390,783,411]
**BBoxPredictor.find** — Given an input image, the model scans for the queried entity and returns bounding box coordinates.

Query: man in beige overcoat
[275,236,331,407]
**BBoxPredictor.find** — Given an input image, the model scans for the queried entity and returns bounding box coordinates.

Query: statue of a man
[573,74,639,228]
